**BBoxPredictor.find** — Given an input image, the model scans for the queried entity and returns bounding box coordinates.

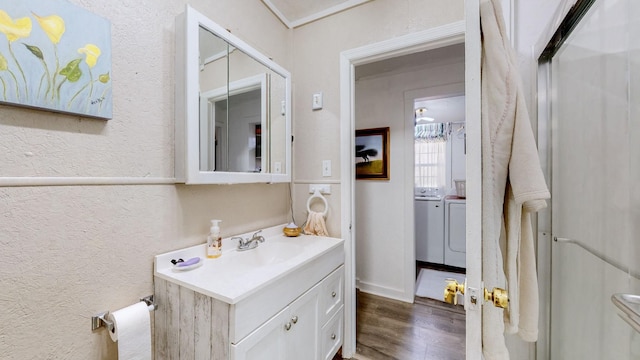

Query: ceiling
[415,95,466,124]
[261,0,372,28]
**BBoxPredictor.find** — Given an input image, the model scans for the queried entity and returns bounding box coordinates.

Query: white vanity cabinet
[153,231,344,360]
[231,266,344,360]
[231,285,318,360]
[154,263,344,360]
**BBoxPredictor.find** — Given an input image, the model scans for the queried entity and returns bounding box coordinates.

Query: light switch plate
[312,92,323,110]
[322,160,331,177]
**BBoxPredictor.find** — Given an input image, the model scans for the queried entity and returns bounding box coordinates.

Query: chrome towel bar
[554,237,640,280]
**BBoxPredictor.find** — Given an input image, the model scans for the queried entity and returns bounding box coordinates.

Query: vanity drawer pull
[331,291,337,298]
[331,333,336,340]
[291,315,298,324]
[284,322,291,331]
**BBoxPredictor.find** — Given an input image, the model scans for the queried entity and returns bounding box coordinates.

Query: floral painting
[0,0,111,119]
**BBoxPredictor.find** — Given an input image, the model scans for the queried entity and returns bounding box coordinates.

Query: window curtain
[415,123,448,142]
[414,123,447,189]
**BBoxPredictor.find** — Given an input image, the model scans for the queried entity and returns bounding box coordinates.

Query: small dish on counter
[283,222,301,237]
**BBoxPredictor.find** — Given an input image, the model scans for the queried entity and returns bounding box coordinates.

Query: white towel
[303,211,329,236]
[480,0,551,358]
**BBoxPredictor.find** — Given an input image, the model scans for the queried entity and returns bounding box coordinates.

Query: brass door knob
[444,279,465,305]
[484,287,509,309]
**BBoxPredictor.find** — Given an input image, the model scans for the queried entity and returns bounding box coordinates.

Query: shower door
[547,0,640,358]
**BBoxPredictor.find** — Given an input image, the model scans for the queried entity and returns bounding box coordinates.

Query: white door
[463,0,483,358]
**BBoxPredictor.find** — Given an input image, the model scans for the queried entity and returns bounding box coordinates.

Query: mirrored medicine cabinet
[175,5,292,184]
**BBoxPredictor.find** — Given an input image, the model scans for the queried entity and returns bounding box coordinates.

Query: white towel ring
[307,190,328,217]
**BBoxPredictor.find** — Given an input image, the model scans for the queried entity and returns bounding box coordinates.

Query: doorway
[353,43,466,303]
[349,38,468,359]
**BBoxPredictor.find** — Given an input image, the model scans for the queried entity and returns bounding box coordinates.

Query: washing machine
[414,194,444,264]
[444,196,466,268]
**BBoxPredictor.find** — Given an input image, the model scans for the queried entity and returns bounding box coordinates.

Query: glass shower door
[549,0,640,358]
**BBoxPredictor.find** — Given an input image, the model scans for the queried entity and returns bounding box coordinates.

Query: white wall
[353,58,464,301]
[290,0,465,237]
[0,1,292,358]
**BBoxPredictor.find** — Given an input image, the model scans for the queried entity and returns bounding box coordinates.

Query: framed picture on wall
[0,0,112,119]
[355,127,389,180]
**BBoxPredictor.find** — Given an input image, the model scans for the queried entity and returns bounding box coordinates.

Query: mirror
[175,6,291,184]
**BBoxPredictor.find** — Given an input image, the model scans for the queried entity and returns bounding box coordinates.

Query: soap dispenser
[207,220,222,258]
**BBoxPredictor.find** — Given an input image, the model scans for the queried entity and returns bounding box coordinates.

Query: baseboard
[355,279,413,303]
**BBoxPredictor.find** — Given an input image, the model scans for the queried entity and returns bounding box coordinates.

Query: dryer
[444,197,466,268]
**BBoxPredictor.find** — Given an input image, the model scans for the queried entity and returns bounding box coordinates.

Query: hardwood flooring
[352,291,465,360]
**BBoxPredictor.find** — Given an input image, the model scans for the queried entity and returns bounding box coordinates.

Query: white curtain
[414,124,447,189]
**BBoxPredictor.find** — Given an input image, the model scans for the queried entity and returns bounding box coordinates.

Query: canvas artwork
[355,127,389,180]
[0,0,112,119]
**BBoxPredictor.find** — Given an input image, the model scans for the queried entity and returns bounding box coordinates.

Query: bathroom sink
[154,224,344,304]
[239,241,304,266]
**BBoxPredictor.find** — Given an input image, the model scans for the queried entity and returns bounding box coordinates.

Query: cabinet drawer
[320,306,343,360]
[320,265,344,323]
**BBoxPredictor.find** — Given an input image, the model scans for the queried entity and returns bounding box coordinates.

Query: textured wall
[0,0,291,358]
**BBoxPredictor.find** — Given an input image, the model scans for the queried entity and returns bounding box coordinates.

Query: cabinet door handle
[291,315,298,324]
[331,291,337,298]
[331,333,336,340]
[284,322,291,331]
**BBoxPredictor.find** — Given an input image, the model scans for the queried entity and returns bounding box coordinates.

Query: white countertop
[154,224,344,304]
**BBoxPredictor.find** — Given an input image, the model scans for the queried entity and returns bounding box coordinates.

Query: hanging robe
[480,0,551,358]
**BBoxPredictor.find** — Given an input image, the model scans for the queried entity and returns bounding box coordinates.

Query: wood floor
[352,291,465,360]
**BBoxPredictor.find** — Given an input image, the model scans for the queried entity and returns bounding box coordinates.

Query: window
[415,140,446,188]
[414,123,447,189]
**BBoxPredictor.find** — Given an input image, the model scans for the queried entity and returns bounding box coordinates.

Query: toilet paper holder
[91,295,157,331]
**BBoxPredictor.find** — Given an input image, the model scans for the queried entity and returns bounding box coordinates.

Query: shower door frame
[537,0,636,359]
[536,2,596,359]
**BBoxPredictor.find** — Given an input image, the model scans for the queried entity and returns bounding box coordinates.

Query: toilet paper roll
[107,301,152,360]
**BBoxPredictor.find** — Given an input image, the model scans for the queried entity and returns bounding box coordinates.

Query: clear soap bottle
[207,220,222,258]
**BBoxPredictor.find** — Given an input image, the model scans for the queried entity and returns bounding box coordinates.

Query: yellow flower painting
[0,0,111,119]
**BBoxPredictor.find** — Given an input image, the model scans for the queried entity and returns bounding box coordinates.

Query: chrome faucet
[236,230,265,251]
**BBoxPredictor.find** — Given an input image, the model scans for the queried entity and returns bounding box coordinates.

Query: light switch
[312,92,323,110]
[274,162,282,174]
[322,160,331,177]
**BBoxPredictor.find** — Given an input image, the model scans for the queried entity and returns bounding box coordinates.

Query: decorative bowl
[283,226,301,237]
